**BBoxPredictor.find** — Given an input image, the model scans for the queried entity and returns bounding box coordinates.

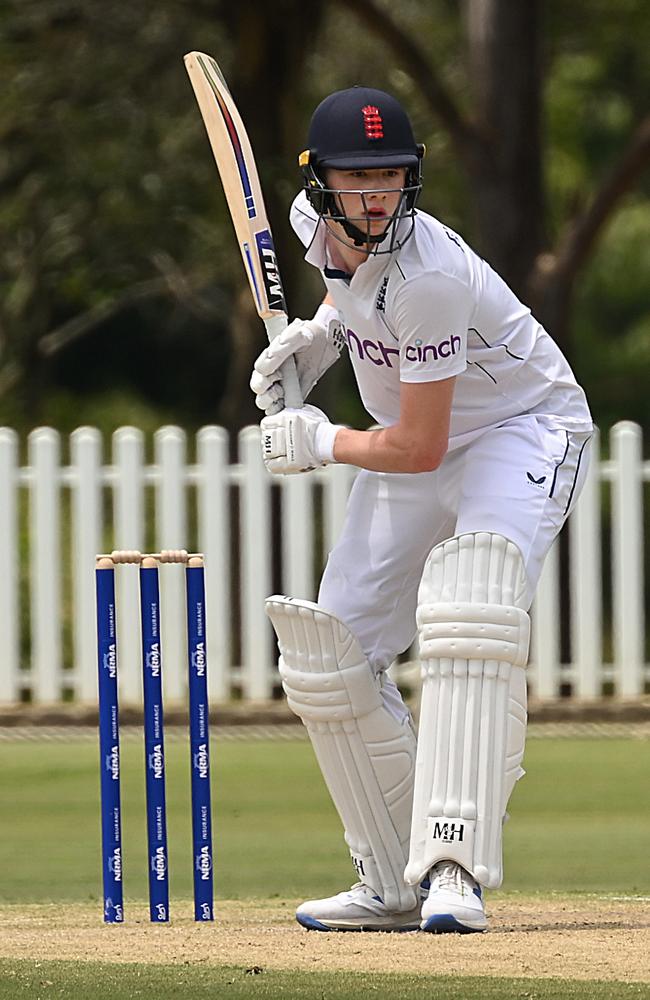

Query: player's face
[325,167,408,241]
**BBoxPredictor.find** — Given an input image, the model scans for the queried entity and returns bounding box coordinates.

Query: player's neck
[326,231,372,276]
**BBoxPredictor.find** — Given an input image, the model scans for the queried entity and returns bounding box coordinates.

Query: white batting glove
[260,405,344,475]
[250,303,345,415]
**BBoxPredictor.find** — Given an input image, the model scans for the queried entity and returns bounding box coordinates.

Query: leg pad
[267,597,418,912]
[406,533,530,889]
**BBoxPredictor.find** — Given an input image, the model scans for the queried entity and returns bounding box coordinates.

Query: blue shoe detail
[296,913,342,932]
[421,913,485,934]
[296,912,421,933]
[473,885,482,900]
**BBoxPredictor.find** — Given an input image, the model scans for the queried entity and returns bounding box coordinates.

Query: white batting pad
[266,596,418,912]
[405,532,530,889]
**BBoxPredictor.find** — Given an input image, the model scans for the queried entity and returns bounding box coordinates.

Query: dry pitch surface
[1,897,648,983]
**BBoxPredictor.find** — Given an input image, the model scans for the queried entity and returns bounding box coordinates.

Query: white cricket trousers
[318,414,592,689]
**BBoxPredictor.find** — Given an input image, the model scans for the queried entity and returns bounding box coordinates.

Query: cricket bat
[184,51,302,408]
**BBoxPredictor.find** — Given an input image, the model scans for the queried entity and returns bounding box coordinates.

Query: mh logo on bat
[256,230,286,312]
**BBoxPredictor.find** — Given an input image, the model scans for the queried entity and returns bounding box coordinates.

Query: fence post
[611,422,645,697]
[0,420,646,708]
[71,427,103,702]
[155,426,187,703]
[196,426,231,701]
[0,429,19,703]
[239,426,273,700]
[113,427,145,705]
[28,428,62,703]
[570,429,602,699]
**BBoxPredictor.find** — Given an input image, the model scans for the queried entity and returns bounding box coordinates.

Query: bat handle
[263,315,303,409]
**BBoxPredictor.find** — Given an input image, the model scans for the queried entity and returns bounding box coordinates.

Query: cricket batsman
[251,87,593,932]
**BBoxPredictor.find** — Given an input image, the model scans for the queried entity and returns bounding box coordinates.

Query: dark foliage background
[1,0,648,440]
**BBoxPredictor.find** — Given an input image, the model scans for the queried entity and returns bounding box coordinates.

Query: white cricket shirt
[290,192,592,450]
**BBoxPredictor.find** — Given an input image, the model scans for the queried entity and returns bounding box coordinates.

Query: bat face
[184,51,287,319]
[184,51,302,409]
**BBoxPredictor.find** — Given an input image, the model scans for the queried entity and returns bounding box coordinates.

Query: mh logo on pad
[432,821,465,843]
[352,856,366,878]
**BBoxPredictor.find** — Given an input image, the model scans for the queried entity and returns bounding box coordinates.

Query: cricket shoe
[420,861,487,933]
[296,882,423,932]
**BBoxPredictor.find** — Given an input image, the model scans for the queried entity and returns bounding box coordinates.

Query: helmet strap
[336,216,388,247]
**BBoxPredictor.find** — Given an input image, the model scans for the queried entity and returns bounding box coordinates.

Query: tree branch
[37,276,172,359]
[532,115,650,292]
[37,256,223,361]
[338,0,481,163]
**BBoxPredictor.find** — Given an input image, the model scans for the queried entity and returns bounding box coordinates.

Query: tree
[206,0,329,431]
[337,0,650,362]
[0,1,236,426]
[1,1,648,434]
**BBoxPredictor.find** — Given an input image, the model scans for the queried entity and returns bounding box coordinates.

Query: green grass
[0,736,647,1000]
[0,960,644,1000]
[0,736,348,904]
[0,736,647,905]
[505,738,650,892]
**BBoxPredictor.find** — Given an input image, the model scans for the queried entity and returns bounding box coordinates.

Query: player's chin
[365,215,391,235]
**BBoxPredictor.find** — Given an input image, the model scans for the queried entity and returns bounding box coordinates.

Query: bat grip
[263,315,303,409]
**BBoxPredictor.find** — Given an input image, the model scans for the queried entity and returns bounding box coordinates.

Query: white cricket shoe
[296,882,422,932]
[420,861,487,933]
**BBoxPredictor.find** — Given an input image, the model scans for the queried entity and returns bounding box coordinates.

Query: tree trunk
[215,0,328,431]
[465,0,546,297]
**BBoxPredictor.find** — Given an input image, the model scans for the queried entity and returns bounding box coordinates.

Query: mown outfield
[0,729,648,998]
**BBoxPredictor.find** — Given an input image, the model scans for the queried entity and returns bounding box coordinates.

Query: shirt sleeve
[390,270,472,383]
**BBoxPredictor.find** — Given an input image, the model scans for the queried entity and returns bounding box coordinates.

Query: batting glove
[260,405,344,475]
[250,303,345,415]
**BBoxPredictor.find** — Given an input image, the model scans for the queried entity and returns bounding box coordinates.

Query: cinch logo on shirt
[346,328,400,367]
[404,335,462,362]
[345,328,462,368]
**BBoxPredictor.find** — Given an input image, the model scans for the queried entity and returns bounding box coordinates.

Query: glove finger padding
[254,319,315,378]
[250,368,279,396]
[250,306,344,413]
[251,374,284,414]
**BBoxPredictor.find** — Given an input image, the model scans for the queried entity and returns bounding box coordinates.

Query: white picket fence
[0,420,647,707]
